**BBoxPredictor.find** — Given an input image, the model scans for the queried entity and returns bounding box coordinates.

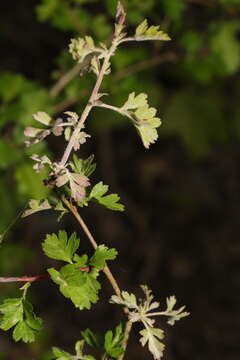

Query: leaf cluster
[0,288,42,343]
[52,323,124,360]
[42,230,117,309]
[110,285,189,359]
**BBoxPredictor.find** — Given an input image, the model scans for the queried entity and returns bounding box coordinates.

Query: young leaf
[70,154,96,177]
[48,265,101,310]
[135,19,171,41]
[22,199,51,218]
[42,230,80,263]
[135,123,159,149]
[139,328,165,360]
[90,245,118,269]
[110,291,138,310]
[33,111,52,126]
[122,92,148,111]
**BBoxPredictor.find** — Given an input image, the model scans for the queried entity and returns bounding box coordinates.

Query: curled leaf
[22,199,51,218]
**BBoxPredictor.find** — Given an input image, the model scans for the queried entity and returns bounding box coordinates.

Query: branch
[52,52,177,115]
[114,52,177,81]
[49,63,83,99]
[118,321,133,360]
[59,42,117,167]
[0,267,90,284]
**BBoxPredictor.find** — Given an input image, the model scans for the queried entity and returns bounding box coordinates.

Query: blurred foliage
[0,1,240,257]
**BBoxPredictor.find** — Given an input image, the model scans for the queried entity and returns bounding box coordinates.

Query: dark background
[0,0,240,359]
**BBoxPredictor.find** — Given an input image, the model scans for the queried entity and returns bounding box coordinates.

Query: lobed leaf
[48,265,101,310]
[139,328,165,360]
[42,230,80,263]
[90,245,118,269]
[89,182,124,211]
[135,19,171,41]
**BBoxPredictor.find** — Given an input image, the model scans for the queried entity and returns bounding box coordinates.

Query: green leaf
[135,19,170,41]
[48,265,101,310]
[89,182,124,211]
[42,230,80,263]
[0,297,42,343]
[90,181,108,198]
[90,245,117,269]
[81,328,102,348]
[70,154,96,177]
[73,254,88,267]
[52,346,72,360]
[0,298,23,331]
[104,323,124,358]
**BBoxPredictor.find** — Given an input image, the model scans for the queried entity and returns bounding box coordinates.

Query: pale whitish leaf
[64,111,79,123]
[56,173,69,188]
[135,105,157,120]
[24,126,43,138]
[165,296,190,326]
[122,92,148,110]
[33,111,52,126]
[135,124,159,149]
[64,127,71,141]
[69,173,90,202]
[91,56,100,76]
[31,154,52,172]
[139,328,165,360]
[22,199,51,218]
[110,291,138,309]
[42,230,80,263]
[69,36,102,64]
[120,93,162,149]
[135,19,170,41]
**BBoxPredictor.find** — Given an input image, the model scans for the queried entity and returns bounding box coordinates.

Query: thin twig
[53,52,177,115]
[61,196,121,297]
[114,52,177,80]
[0,267,90,284]
[0,275,49,283]
[59,44,116,166]
[49,63,83,99]
[118,321,133,360]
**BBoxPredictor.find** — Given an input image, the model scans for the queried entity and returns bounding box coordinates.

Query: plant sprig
[0,3,189,360]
